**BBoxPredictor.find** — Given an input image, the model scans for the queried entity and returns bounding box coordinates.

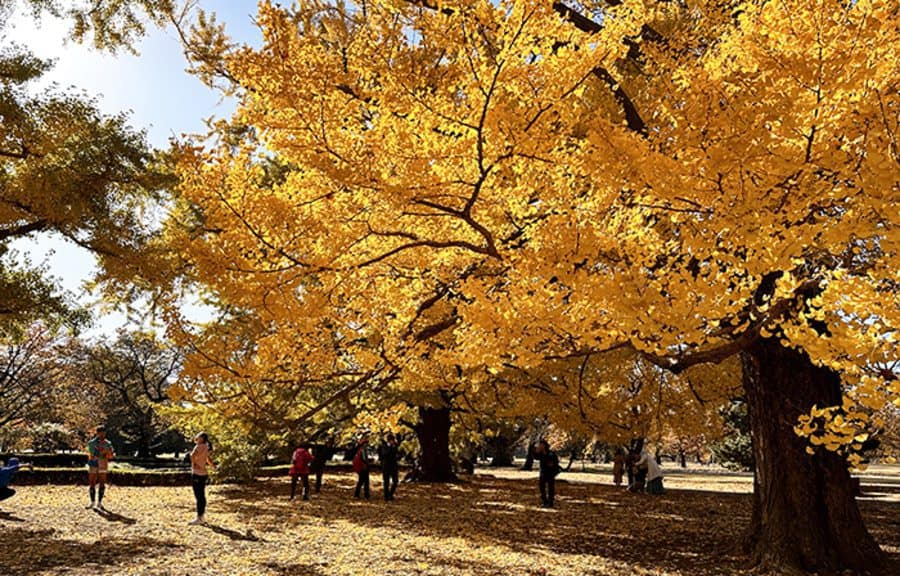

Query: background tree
[20,0,177,53]
[76,331,185,457]
[0,2,172,335]
[0,323,110,452]
[711,400,754,471]
[871,405,900,461]
[0,323,65,429]
[481,419,524,467]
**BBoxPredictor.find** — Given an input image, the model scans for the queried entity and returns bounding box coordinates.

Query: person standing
[189,432,215,525]
[86,425,115,510]
[612,448,626,487]
[535,440,560,508]
[636,449,664,494]
[625,449,637,488]
[379,433,399,501]
[310,443,333,493]
[352,437,370,499]
[289,443,313,501]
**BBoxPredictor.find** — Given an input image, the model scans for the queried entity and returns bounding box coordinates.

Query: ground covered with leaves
[1,468,898,576]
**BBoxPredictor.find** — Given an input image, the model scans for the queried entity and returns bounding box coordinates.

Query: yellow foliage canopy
[160,0,898,449]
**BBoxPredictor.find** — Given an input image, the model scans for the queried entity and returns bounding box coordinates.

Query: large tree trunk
[415,404,456,482]
[742,338,883,574]
[137,437,152,458]
[489,434,515,467]
[137,416,153,458]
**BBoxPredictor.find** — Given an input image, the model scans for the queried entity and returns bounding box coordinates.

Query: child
[86,425,116,510]
[289,443,313,501]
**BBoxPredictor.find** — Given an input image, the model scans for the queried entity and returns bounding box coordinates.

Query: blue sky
[5,1,263,336]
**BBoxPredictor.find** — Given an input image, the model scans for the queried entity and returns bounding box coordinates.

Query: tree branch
[0,219,49,241]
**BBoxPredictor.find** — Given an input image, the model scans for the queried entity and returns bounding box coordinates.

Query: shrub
[160,403,277,483]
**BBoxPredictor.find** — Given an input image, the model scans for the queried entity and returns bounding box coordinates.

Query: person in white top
[189,432,215,525]
[635,450,664,495]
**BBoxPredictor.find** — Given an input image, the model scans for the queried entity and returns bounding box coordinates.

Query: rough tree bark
[414,402,456,482]
[742,338,884,574]
[136,410,155,458]
[137,436,152,458]
[489,434,516,467]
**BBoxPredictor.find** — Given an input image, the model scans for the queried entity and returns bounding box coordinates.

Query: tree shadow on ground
[201,522,262,541]
[217,473,899,576]
[858,498,900,561]
[262,560,329,575]
[0,528,183,576]
[0,510,25,522]
[93,507,137,525]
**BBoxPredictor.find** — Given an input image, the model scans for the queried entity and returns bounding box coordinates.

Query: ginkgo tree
[0,0,175,335]
[153,0,898,572]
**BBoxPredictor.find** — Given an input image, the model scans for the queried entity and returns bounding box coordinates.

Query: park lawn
[1,470,898,576]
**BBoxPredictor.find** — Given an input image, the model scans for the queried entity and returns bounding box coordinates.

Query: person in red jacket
[289,443,313,501]
[352,437,370,499]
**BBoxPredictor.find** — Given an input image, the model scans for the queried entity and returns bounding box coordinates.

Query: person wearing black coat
[535,440,560,508]
[310,444,336,493]
[379,433,400,501]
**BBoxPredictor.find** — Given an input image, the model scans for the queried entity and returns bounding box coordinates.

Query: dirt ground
[0,466,897,576]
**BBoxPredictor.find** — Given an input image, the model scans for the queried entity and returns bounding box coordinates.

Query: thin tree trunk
[138,419,153,458]
[522,442,535,470]
[742,338,883,574]
[137,440,151,458]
